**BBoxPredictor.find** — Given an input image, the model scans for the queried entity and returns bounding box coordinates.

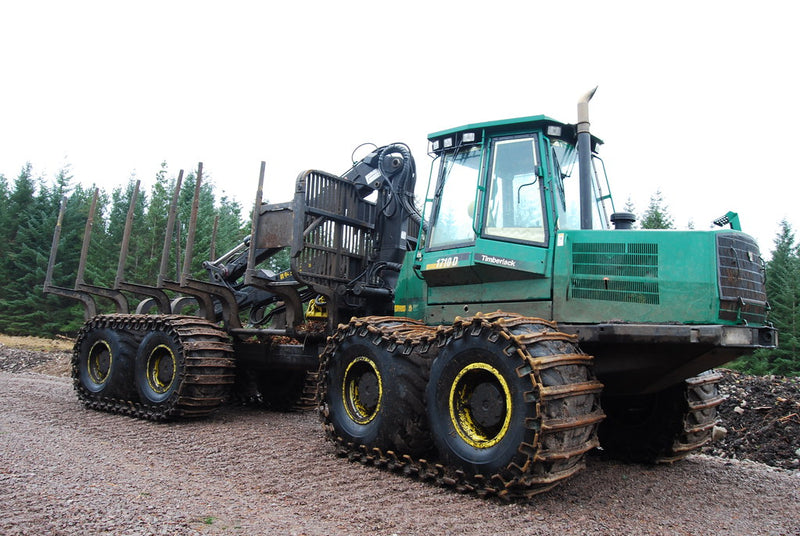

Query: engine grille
[571,242,660,304]
[717,233,768,323]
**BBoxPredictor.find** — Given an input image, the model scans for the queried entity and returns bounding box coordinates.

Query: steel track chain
[72,314,235,421]
[318,311,605,500]
[658,371,725,463]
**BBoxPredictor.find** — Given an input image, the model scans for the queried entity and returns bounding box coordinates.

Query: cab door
[418,134,554,319]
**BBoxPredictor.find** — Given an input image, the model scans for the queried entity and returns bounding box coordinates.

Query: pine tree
[0,173,10,274]
[732,220,800,376]
[0,165,38,317]
[215,194,248,257]
[620,197,639,229]
[640,190,674,229]
[0,169,56,334]
[763,221,800,374]
[0,161,253,336]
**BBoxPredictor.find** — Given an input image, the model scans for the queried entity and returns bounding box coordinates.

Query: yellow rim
[342,356,382,425]
[449,362,512,448]
[87,340,112,385]
[146,344,177,394]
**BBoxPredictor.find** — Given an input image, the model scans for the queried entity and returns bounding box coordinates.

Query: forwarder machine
[44,89,776,498]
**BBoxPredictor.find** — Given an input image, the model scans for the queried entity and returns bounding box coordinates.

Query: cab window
[427,145,482,250]
[483,136,546,244]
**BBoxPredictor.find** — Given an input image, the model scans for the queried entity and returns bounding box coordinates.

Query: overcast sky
[1,1,797,256]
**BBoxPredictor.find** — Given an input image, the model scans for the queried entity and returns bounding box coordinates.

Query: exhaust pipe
[577,87,597,230]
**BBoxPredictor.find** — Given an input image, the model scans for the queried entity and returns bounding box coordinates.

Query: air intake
[571,242,659,304]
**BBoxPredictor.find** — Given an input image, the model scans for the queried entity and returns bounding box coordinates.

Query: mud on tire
[426,314,605,488]
[74,323,137,402]
[321,318,433,457]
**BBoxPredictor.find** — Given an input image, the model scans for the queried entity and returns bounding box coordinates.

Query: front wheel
[426,314,604,490]
[321,320,432,456]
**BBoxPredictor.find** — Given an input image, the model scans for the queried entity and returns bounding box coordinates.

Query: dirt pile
[703,369,800,470]
[1,344,798,470]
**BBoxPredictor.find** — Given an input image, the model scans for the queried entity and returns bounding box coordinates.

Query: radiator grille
[571,242,659,304]
[717,233,767,323]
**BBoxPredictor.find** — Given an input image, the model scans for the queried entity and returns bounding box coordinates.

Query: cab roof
[428,114,602,147]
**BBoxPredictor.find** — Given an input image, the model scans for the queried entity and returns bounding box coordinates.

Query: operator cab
[417,116,610,293]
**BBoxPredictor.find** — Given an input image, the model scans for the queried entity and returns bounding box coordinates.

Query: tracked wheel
[321,317,434,457]
[426,313,604,495]
[598,370,724,463]
[135,331,182,404]
[73,321,137,402]
[321,313,604,499]
[72,315,235,420]
[133,316,236,419]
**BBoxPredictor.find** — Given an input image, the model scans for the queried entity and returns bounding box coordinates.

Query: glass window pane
[427,146,482,249]
[484,137,546,243]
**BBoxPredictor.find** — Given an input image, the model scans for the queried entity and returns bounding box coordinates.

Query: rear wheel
[135,331,182,404]
[324,334,390,448]
[132,316,235,419]
[74,326,136,400]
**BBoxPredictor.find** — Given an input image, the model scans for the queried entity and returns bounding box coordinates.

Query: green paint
[394,115,767,329]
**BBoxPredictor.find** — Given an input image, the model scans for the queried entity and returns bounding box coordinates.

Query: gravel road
[2,368,799,536]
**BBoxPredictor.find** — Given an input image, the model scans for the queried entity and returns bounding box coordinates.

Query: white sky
[1,1,797,256]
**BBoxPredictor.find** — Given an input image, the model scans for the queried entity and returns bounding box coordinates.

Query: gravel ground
[1,347,799,535]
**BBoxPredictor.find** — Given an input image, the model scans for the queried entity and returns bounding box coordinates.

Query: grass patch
[0,334,73,352]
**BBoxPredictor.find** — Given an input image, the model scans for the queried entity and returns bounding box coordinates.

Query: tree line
[0,173,797,376]
[0,163,250,336]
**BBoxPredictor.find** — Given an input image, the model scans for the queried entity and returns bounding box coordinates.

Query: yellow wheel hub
[449,362,512,448]
[342,356,382,425]
[87,340,112,384]
[146,344,177,394]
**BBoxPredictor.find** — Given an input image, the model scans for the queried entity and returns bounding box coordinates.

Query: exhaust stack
[577,86,597,230]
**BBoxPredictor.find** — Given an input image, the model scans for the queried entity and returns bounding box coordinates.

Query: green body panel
[396,228,738,326]
[552,229,727,325]
[394,113,764,330]
[394,248,553,323]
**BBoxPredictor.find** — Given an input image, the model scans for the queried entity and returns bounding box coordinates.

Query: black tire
[598,371,722,463]
[426,328,536,476]
[426,314,603,488]
[135,330,184,405]
[323,326,431,455]
[74,326,136,400]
